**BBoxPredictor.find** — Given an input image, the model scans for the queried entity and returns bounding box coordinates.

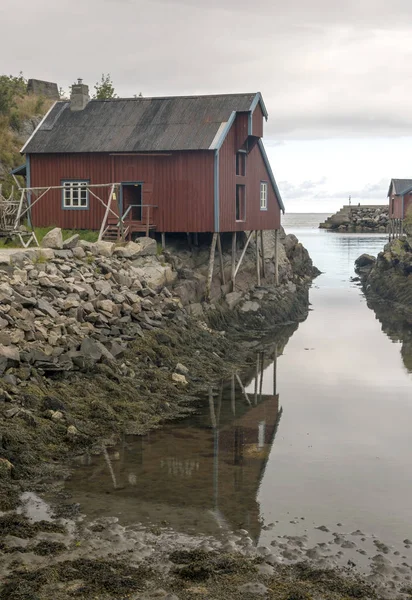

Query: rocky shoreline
[320,205,389,232]
[0,228,317,508]
[355,235,412,325]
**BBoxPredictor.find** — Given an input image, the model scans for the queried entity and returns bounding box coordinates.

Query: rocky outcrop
[320,205,389,232]
[355,237,412,321]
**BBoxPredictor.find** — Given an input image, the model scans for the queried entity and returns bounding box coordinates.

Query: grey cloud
[1,0,412,139]
[279,178,388,204]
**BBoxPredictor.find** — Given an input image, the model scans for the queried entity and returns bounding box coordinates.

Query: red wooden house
[387,178,412,237]
[21,81,284,241]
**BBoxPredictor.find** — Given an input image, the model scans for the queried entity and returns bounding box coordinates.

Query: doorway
[121,183,142,221]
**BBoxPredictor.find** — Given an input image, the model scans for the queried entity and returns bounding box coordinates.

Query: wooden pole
[273,344,278,396]
[231,374,236,416]
[186,232,192,250]
[234,230,254,278]
[194,233,199,247]
[208,387,217,429]
[216,233,226,285]
[259,352,264,401]
[274,229,279,285]
[231,232,237,291]
[254,353,259,405]
[260,230,266,279]
[235,373,252,406]
[256,231,261,286]
[161,232,166,251]
[205,233,218,301]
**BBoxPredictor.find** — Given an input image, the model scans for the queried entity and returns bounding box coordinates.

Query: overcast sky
[2,0,412,212]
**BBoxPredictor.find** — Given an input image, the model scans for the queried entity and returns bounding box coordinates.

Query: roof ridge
[89,92,259,102]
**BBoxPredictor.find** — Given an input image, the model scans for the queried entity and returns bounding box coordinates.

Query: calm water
[64,214,412,554]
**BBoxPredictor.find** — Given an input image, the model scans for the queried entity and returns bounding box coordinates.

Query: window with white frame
[62,181,89,208]
[260,182,268,210]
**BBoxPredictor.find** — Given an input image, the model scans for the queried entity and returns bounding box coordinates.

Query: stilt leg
[231,232,236,291]
[216,233,226,285]
[256,231,261,286]
[260,230,266,279]
[205,233,218,301]
[274,229,279,285]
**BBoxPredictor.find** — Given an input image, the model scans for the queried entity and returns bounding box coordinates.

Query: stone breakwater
[320,204,389,232]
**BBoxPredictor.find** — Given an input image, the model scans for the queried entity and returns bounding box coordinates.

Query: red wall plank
[29,152,215,232]
[219,117,280,232]
[251,104,264,138]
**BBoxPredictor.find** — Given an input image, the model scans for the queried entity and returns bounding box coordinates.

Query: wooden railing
[119,204,157,238]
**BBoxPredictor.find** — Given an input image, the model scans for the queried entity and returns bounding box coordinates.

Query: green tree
[0,73,26,115]
[93,73,117,100]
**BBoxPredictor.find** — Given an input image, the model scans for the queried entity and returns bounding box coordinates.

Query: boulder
[187,303,204,318]
[172,372,188,385]
[34,248,55,261]
[91,241,115,257]
[72,246,86,259]
[240,301,260,313]
[41,228,63,249]
[175,362,189,376]
[355,254,376,268]
[80,338,115,364]
[114,238,157,258]
[0,344,20,374]
[63,234,80,249]
[225,291,242,310]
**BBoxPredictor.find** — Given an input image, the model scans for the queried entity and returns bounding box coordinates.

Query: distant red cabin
[388,178,412,219]
[21,84,284,237]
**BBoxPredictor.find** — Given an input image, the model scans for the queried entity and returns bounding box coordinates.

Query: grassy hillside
[0,74,53,195]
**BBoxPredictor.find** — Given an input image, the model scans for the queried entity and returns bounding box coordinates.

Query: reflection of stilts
[273,344,277,396]
[102,446,118,490]
[235,372,251,405]
[231,374,236,415]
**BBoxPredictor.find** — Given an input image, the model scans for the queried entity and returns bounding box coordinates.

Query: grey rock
[355,254,376,268]
[80,338,115,363]
[187,302,204,318]
[41,227,63,249]
[225,291,242,310]
[91,241,115,257]
[240,300,260,313]
[63,234,80,249]
[175,362,189,376]
[238,582,268,596]
[37,298,58,318]
[72,246,86,259]
[12,291,36,307]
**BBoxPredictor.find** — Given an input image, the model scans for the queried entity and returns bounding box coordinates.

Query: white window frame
[62,180,89,209]
[260,181,268,211]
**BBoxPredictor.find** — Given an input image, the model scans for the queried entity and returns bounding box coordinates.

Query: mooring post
[216,233,226,285]
[205,232,218,301]
[260,230,266,279]
[231,232,237,291]
[274,229,279,285]
[255,231,261,286]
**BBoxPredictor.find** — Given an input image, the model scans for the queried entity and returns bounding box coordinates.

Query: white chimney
[70,78,90,111]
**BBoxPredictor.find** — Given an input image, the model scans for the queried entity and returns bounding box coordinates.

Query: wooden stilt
[208,387,217,429]
[194,232,199,247]
[260,230,266,279]
[235,373,251,405]
[186,232,192,250]
[256,231,261,286]
[401,219,404,236]
[254,353,259,405]
[259,351,264,401]
[216,233,226,285]
[161,232,166,251]
[234,230,254,278]
[273,344,278,396]
[231,374,236,415]
[205,233,218,301]
[231,232,237,291]
[274,229,279,285]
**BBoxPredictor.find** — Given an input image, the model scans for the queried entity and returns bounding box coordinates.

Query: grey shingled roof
[23,93,264,154]
[388,179,412,196]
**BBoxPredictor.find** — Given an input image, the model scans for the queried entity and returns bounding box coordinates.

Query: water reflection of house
[67,352,281,542]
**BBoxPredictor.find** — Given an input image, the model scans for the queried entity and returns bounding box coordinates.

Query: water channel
[57,214,412,573]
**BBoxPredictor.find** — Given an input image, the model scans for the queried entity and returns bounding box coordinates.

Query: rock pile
[0,234,181,376]
[320,205,389,232]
